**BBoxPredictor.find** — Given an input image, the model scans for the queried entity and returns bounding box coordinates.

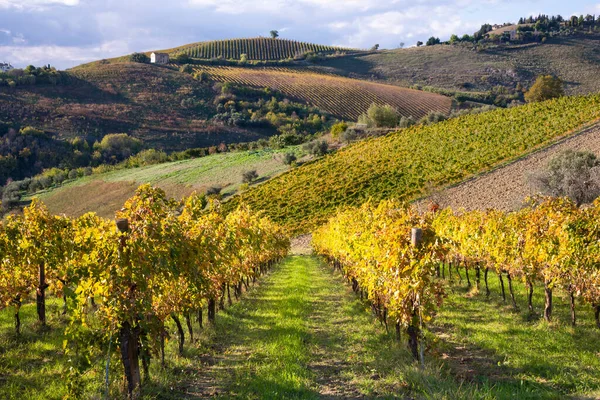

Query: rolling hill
[0,38,453,151]
[168,38,361,60]
[307,34,600,97]
[0,62,272,151]
[223,94,600,235]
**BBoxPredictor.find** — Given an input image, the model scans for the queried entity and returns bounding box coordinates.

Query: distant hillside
[195,65,451,120]
[167,38,361,61]
[308,34,600,98]
[224,95,600,235]
[0,63,271,151]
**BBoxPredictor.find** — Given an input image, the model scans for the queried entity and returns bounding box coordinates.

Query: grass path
[184,256,423,399]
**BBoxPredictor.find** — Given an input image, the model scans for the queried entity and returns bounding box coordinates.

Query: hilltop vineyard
[225,94,600,235]
[0,185,289,397]
[194,65,452,120]
[175,38,357,61]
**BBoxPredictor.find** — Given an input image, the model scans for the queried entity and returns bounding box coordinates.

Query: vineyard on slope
[313,196,600,362]
[224,94,600,235]
[170,38,359,61]
[194,65,452,120]
[0,185,289,398]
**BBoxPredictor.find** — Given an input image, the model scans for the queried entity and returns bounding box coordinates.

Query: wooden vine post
[116,218,141,399]
[410,227,425,368]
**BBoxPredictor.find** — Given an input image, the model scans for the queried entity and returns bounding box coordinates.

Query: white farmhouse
[0,62,14,73]
[151,52,169,65]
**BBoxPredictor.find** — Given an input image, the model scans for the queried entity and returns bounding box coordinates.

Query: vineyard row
[0,185,290,397]
[313,196,600,361]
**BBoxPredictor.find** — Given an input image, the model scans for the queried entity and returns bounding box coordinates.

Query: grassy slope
[310,35,600,95]
[224,95,600,235]
[36,147,300,218]
[3,256,598,398]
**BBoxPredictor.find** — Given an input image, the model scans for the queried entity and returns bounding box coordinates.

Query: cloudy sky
[1,0,599,69]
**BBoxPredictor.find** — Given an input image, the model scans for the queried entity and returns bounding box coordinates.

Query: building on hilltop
[151,52,169,65]
[0,62,14,73]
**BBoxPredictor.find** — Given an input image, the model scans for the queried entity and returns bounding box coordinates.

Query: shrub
[529,150,600,206]
[282,152,297,165]
[366,104,399,128]
[242,170,259,183]
[303,140,328,157]
[68,170,78,180]
[525,75,564,103]
[129,53,150,63]
[398,116,416,128]
[179,64,194,74]
[340,129,358,144]
[96,134,143,162]
[174,53,191,64]
[420,112,447,126]
[330,121,348,138]
[205,186,222,196]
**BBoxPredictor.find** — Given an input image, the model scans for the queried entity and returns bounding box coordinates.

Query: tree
[371,44,380,51]
[426,37,441,46]
[524,75,564,103]
[270,30,279,39]
[174,53,191,64]
[529,150,600,206]
[129,52,150,63]
[398,42,405,49]
[449,34,460,44]
[416,41,423,47]
[365,103,399,128]
[330,121,348,138]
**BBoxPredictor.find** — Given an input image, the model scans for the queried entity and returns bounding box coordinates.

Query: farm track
[184,256,416,399]
[416,122,600,211]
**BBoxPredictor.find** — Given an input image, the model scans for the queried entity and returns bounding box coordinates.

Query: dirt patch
[416,123,600,212]
[291,234,313,255]
[43,180,139,219]
[42,180,195,218]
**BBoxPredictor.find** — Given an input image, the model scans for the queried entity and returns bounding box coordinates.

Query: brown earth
[415,122,600,212]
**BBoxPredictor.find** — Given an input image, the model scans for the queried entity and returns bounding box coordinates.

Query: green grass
[225,94,600,235]
[35,147,302,218]
[434,264,600,398]
[2,257,599,398]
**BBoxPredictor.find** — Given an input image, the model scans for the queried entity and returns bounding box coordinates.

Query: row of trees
[0,185,289,397]
[0,64,61,87]
[313,196,600,362]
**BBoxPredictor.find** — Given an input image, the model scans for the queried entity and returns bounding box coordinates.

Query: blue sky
[1,0,599,69]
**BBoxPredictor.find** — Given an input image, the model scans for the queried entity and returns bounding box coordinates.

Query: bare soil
[416,123,600,212]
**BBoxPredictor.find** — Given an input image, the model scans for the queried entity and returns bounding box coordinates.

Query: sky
[1,0,599,69]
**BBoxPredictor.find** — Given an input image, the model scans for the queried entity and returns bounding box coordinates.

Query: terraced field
[224,95,600,235]
[195,65,452,120]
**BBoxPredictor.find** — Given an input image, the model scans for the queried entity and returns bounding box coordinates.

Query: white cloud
[329,5,482,49]
[0,0,79,11]
[0,40,129,68]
